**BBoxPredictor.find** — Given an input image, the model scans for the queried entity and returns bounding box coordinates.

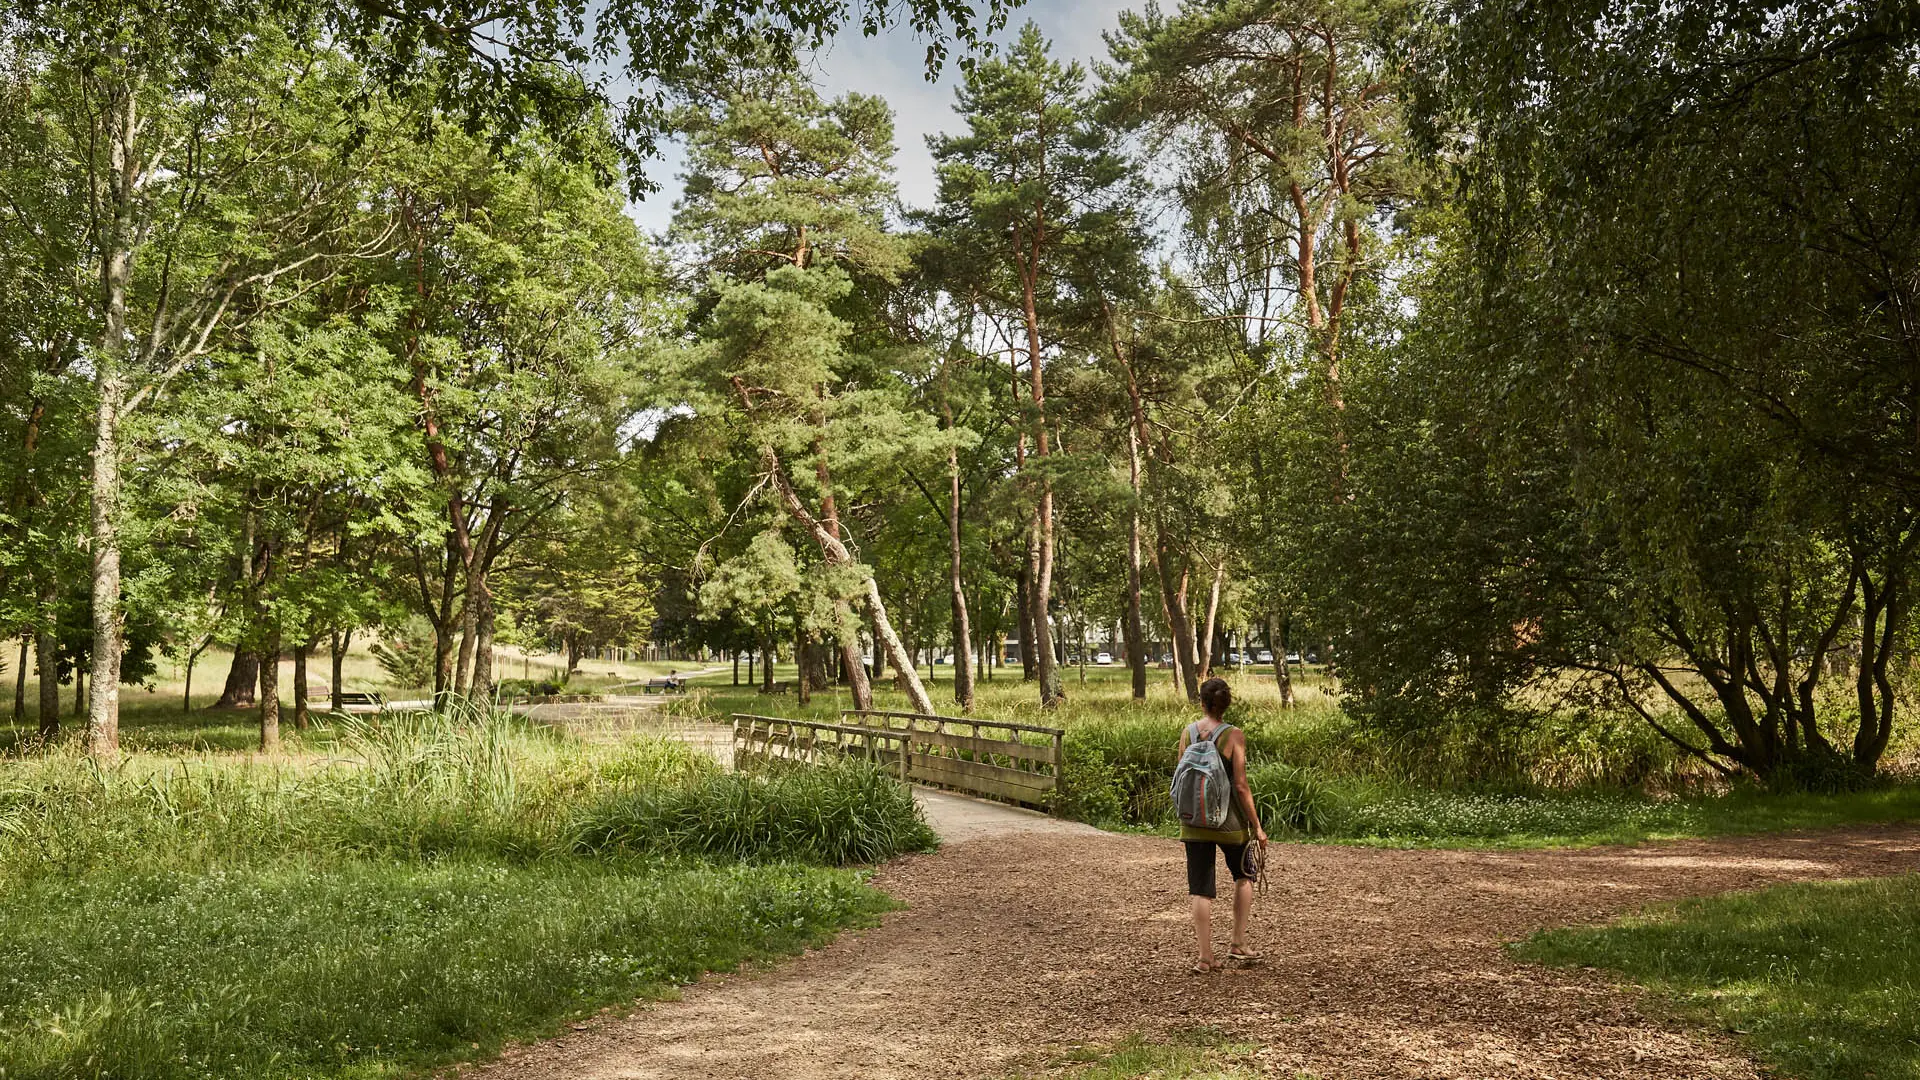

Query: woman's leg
[1184,841,1218,965]
[1231,877,1253,950]
[1191,894,1214,964]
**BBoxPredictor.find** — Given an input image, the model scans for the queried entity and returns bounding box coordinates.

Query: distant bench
[640,678,686,695]
[334,691,384,714]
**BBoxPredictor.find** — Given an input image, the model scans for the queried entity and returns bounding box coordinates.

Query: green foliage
[574,758,937,865]
[367,619,437,691]
[1246,761,1340,837]
[1517,875,1920,1080]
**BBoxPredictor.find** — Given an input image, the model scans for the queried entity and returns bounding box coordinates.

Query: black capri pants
[1184,839,1256,899]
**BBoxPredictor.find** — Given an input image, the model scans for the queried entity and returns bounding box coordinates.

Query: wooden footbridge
[731,710,1065,808]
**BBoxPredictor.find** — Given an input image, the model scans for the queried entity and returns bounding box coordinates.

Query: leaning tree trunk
[215,650,260,709]
[764,451,935,714]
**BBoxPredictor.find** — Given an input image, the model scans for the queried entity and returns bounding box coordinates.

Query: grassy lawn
[0,711,931,1079]
[1516,874,1920,1080]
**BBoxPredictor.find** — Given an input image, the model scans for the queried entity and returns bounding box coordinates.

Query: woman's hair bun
[1199,677,1231,718]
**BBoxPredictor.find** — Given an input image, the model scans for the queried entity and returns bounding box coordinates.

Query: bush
[572,758,937,864]
[493,677,567,698]
[1247,762,1343,836]
[1047,748,1125,827]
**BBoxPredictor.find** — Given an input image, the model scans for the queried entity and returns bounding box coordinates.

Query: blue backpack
[1170,722,1233,829]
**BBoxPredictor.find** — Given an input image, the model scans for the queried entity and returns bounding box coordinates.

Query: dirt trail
[463,822,1920,1080]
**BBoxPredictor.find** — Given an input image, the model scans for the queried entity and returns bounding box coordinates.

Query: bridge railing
[729,709,1064,808]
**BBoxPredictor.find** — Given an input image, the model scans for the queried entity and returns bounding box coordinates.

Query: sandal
[1190,959,1217,974]
[1225,947,1263,964]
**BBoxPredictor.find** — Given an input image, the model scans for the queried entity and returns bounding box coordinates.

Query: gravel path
[460,822,1920,1080]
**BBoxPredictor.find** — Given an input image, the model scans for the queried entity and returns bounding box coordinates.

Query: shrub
[1047,748,1125,827]
[1246,762,1344,836]
[572,758,937,865]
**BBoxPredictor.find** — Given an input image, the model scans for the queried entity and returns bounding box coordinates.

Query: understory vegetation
[1518,876,1920,1080]
[691,668,1920,847]
[0,709,930,1079]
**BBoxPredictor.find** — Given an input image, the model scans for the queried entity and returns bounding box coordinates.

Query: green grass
[1006,1028,1272,1079]
[1516,874,1920,1080]
[0,859,889,1080]
[0,707,929,1079]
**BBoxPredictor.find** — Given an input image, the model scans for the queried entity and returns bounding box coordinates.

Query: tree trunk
[1199,563,1224,678]
[795,625,811,705]
[293,640,310,730]
[84,87,137,759]
[86,366,126,756]
[1125,423,1148,700]
[948,432,975,712]
[216,650,260,709]
[804,634,829,693]
[1016,566,1037,681]
[760,633,776,693]
[259,633,280,751]
[453,547,481,698]
[183,636,211,712]
[74,667,85,718]
[330,629,351,703]
[839,616,873,710]
[36,592,58,738]
[1155,526,1201,703]
[471,580,495,700]
[12,637,25,721]
[1029,511,1064,706]
[1266,613,1294,706]
[732,651,740,685]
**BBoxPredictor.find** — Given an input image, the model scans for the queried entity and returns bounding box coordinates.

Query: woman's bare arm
[1228,729,1266,841]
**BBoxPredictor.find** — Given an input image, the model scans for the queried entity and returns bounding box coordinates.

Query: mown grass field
[0,708,931,1079]
[1517,875,1920,1080]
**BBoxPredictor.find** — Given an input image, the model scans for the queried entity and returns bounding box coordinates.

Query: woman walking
[1178,677,1266,972]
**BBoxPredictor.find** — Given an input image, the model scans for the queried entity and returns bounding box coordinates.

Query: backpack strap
[1195,721,1229,744]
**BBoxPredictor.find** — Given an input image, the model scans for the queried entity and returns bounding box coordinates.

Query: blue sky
[623,0,1138,237]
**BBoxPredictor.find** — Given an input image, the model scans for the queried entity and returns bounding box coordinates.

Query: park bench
[640,678,685,695]
[333,691,384,714]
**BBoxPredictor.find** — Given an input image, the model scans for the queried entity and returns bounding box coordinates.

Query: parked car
[1256,649,1274,663]
[1285,652,1301,663]
[1095,651,1113,665]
